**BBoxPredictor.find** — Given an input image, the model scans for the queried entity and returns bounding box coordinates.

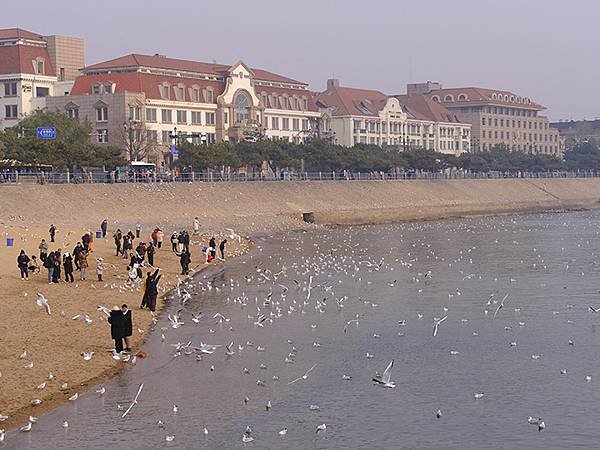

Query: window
[146,108,157,122]
[4,82,17,96]
[205,90,214,103]
[175,86,184,101]
[177,110,187,124]
[206,133,216,144]
[458,94,467,101]
[4,105,18,119]
[302,98,308,110]
[302,119,309,131]
[292,118,300,131]
[59,68,65,81]
[96,106,108,122]
[66,107,79,119]
[161,109,172,123]
[103,83,113,94]
[97,129,108,143]
[146,130,158,143]
[224,112,228,124]
[36,60,44,75]
[92,84,101,95]
[482,117,486,126]
[234,91,251,124]
[161,85,170,100]
[282,118,289,130]
[431,95,440,102]
[35,87,50,97]
[191,111,202,125]
[271,117,279,130]
[190,88,199,102]
[444,94,454,102]
[129,106,141,121]
[205,112,215,125]
[162,130,171,144]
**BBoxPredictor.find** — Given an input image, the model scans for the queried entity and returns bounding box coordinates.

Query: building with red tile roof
[407,82,561,155]
[316,79,470,154]
[47,53,321,165]
[0,28,83,131]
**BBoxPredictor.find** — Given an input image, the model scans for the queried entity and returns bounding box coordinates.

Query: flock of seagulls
[5,213,600,447]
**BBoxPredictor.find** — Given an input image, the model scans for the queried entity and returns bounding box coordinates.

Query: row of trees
[2,111,600,173]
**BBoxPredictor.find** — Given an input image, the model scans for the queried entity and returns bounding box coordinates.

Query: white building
[316,79,471,154]
[0,28,83,131]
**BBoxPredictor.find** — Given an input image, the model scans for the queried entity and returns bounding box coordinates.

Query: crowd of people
[16,218,233,355]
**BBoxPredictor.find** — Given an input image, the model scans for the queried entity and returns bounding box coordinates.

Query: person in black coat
[209,237,216,259]
[140,268,159,309]
[177,249,191,275]
[219,239,227,260]
[108,308,125,353]
[73,242,84,270]
[63,252,74,282]
[49,224,56,242]
[101,219,108,238]
[147,242,155,267]
[17,250,30,280]
[146,270,161,312]
[113,229,123,256]
[121,304,133,352]
[52,249,62,283]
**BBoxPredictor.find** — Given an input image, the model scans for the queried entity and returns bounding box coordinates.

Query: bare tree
[120,119,160,162]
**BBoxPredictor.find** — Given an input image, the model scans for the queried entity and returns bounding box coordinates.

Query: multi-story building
[316,79,470,154]
[46,53,321,163]
[0,28,83,131]
[408,82,561,155]
[550,119,600,150]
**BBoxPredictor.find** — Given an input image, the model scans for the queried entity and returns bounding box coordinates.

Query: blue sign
[170,146,179,156]
[36,127,56,140]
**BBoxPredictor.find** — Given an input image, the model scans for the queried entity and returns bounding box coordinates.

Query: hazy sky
[5,0,599,120]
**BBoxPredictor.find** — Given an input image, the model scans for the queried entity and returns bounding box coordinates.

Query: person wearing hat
[96,257,104,282]
[108,306,125,354]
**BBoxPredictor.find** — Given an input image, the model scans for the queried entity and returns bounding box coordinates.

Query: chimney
[327,78,340,89]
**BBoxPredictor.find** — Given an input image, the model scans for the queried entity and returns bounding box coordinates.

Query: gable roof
[0,43,55,76]
[394,94,464,123]
[84,53,307,85]
[0,28,45,41]
[316,85,389,116]
[424,87,545,110]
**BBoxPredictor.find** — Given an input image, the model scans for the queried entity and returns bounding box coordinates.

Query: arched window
[504,95,509,102]
[444,94,454,102]
[431,95,440,102]
[458,94,467,101]
[491,93,497,100]
[234,90,252,124]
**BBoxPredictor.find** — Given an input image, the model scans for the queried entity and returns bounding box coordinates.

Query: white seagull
[432,316,448,337]
[288,364,318,385]
[36,293,51,315]
[372,360,395,388]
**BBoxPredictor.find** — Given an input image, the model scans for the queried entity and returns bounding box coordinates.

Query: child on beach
[96,257,104,281]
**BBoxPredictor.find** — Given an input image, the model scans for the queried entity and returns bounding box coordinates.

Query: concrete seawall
[1,178,600,230]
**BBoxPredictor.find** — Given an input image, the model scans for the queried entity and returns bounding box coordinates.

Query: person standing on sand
[52,249,62,283]
[82,232,91,251]
[73,242,84,270]
[78,249,89,280]
[121,304,133,352]
[135,223,141,239]
[17,250,30,280]
[151,228,158,247]
[182,231,190,252]
[101,219,108,238]
[209,237,217,260]
[113,229,123,256]
[49,224,56,243]
[38,239,48,263]
[171,232,178,252]
[44,250,55,283]
[156,228,164,249]
[219,239,227,260]
[177,249,191,275]
[108,306,125,354]
[146,269,161,312]
[147,242,155,267]
[63,252,74,283]
[96,257,104,281]
[193,217,200,235]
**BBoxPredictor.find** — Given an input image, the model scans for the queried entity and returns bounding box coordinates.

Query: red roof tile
[0,44,55,76]
[84,54,307,85]
[424,87,545,110]
[0,28,45,41]
[315,85,389,116]
[394,94,464,123]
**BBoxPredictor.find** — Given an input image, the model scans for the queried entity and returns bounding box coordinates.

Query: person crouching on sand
[96,257,104,281]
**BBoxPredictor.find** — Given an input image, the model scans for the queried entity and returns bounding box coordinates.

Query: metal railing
[1,169,600,185]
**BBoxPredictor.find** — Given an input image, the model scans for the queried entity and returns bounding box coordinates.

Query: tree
[121,119,160,163]
[0,110,125,170]
[564,139,600,170]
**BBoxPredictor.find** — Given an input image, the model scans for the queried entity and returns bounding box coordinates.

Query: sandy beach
[2,178,600,428]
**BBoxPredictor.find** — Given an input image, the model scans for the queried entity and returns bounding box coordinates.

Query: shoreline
[3,178,600,428]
